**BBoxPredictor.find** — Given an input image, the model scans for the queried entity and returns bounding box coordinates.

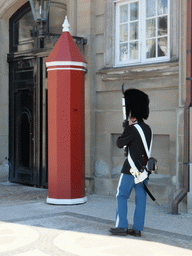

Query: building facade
[0,0,190,212]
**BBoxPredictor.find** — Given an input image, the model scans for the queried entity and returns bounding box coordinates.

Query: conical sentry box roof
[46,31,87,64]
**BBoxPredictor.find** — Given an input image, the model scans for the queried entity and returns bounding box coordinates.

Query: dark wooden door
[9,59,38,185]
[9,57,49,187]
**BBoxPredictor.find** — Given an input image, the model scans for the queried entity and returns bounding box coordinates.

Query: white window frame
[115,0,170,67]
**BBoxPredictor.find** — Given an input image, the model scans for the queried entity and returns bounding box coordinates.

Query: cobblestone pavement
[0,166,192,255]
[0,210,192,256]
[0,181,48,206]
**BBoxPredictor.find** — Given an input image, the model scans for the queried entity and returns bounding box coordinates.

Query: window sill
[98,60,179,81]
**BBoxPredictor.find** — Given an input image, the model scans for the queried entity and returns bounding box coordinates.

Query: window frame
[115,0,170,67]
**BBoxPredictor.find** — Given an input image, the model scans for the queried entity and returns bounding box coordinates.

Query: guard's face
[130,117,137,123]
[128,113,137,124]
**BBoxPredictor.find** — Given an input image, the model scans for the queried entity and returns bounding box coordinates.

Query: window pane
[146,0,156,18]
[146,18,156,38]
[130,22,139,40]
[146,39,156,58]
[130,42,139,60]
[18,12,34,41]
[120,24,128,42]
[16,11,34,52]
[130,2,139,21]
[120,43,128,61]
[158,0,168,15]
[158,16,167,36]
[158,37,167,56]
[120,4,128,23]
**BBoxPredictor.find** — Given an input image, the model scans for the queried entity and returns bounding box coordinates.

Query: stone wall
[0,1,10,164]
[90,0,182,211]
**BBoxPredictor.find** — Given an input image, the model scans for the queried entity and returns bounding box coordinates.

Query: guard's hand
[122,120,129,128]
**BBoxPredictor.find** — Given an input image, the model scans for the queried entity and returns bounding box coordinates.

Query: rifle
[122,83,127,123]
[122,83,128,156]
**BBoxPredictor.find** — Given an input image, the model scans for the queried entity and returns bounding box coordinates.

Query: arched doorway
[8,1,67,187]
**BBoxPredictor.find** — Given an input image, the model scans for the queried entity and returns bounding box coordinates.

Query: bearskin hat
[124,89,149,120]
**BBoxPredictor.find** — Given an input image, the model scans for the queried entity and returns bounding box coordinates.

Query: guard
[110,89,153,237]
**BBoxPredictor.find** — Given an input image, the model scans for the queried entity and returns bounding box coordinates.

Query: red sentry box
[46,25,87,205]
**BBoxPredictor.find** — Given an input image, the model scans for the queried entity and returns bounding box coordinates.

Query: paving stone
[0,173,192,255]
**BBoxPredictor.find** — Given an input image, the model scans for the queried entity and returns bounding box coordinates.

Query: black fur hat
[124,89,149,120]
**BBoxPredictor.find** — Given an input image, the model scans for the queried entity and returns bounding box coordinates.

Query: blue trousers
[115,173,148,231]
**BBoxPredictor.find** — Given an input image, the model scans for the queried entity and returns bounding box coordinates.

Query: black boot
[109,227,128,236]
[128,229,141,237]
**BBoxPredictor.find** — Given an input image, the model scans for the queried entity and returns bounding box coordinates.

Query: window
[9,2,34,52]
[115,0,170,66]
[9,2,67,53]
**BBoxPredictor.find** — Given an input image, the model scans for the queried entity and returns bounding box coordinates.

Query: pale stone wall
[75,0,98,194]
[95,68,179,206]
[90,0,182,210]
[175,0,187,212]
[0,3,10,164]
[178,0,192,213]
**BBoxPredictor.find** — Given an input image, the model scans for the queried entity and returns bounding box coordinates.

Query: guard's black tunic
[117,120,152,175]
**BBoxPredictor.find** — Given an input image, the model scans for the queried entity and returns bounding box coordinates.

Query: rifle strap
[128,124,157,202]
[134,124,153,160]
[127,123,152,173]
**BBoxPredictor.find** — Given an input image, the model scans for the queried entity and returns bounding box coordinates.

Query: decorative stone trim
[98,61,179,81]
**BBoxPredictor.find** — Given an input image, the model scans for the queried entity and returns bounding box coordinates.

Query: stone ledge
[98,61,179,82]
